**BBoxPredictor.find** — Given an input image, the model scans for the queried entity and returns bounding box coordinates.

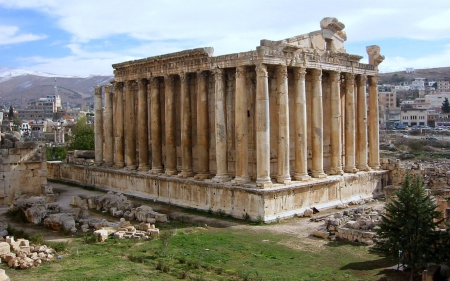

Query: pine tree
[376,174,443,281]
[441,97,450,113]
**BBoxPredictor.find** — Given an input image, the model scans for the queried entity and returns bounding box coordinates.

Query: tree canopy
[67,117,94,150]
[376,174,444,280]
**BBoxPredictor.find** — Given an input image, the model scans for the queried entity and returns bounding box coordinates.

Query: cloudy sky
[1,0,450,76]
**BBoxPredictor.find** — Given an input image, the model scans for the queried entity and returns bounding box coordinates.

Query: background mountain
[0,66,113,109]
[379,67,450,84]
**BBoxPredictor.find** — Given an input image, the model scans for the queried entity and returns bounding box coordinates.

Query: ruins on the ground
[48,17,388,221]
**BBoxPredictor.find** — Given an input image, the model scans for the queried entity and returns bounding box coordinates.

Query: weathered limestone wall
[47,162,386,221]
[0,143,47,204]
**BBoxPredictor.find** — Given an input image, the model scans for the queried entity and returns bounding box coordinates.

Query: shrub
[47,241,68,252]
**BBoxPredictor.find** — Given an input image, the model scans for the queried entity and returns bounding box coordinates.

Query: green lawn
[3,226,403,281]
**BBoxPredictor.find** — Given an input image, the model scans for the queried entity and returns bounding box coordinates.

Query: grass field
[3,223,404,281]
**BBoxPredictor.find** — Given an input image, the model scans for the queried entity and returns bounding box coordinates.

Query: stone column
[94,86,103,165]
[212,68,230,183]
[329,71,343,175]
[357,75,370,171]
[293,68,310,181]
[124,80,137,170]
[234,66,250,183]
[113,82,124,168]
[103,84,114,167]
[276,65,291,184]
[368,76,380,169]
[150,77,163,174]
[344,73,357,173]
[179,72,193,178]
[255,64,272,188]
[311,69,326,178]
[137,78,149,171]
[194,71,210,180]
[164,75,177,175]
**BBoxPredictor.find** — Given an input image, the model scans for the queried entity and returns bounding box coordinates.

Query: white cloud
[380,44,450,73]
[0,25,46,45]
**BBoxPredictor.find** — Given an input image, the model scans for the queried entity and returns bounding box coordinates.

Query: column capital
[179,71,190,83]
[311,68,322,82]
[255,63,268,77]
[164,74,175,84]
[137,78,147,90]
[345,73,355,86]
[369,75,379,86]
[329,70,341,83]
[104,84,112,93]
[213,67,223,77]
[293,67,307,80]
[113,81,123,91]
[197,70,208,80]
[276,65,288,79]
[236,66,246,78]
[150,76,159,87]
[357,74,367,86]
[94,85,102,96]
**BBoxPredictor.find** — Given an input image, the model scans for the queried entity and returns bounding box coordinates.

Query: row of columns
[94,65,380,188]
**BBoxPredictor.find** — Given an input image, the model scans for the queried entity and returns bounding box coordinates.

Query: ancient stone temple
[49,17,388,221]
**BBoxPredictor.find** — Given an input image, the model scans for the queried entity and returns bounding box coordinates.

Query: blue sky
[1,0,450,76]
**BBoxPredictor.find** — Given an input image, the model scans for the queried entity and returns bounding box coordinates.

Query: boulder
[0,242,10,255]
[44,213,76,231]
[93,229,109,242]
[24,205,47,224]
[303,208,313,217]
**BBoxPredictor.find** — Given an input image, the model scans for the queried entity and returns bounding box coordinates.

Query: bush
[47,241,68,252]
[29,233,44,245]
[6,209,28,223]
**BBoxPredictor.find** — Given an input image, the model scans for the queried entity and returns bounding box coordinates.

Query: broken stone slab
[73,150,95,159]
[313,230,329,239]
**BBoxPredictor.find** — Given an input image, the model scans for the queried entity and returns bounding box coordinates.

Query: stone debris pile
[71,191,168,222]
[93,218,160,242]
[0,236,56,269]
[312,205,385,245]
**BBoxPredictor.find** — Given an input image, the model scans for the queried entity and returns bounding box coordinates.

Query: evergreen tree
[8,105,14,120]
[441,97,450,113]
[376,174,443,281]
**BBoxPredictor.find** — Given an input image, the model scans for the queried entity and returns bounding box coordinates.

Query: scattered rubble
[0,236,56,269]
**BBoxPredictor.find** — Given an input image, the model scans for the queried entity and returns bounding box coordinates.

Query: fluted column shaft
[234,66,250,183]
[103,84,114,166]
[357,75,370,171]
[179,72,193,177]
[113,82,124,168]
[311,69,326,178]
[293,68,310,181]
[94,86,103,165]
[329,71,343,175]
[150,77,163,173]
[212,68,230,182]
[276,65,291,184]
[255,64,272,188]
[344,73,357,173]
[194,71,210,179]
[369,76,380,169]
[137,78,149,171]
[124,81,137,170]
[164,75,177,175]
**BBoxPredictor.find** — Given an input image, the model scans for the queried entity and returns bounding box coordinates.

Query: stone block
[313,230,329,239]
[0,242,10,255]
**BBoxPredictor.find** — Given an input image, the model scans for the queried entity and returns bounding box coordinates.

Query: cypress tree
[376,174,443,280]
[441,97,450,113]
